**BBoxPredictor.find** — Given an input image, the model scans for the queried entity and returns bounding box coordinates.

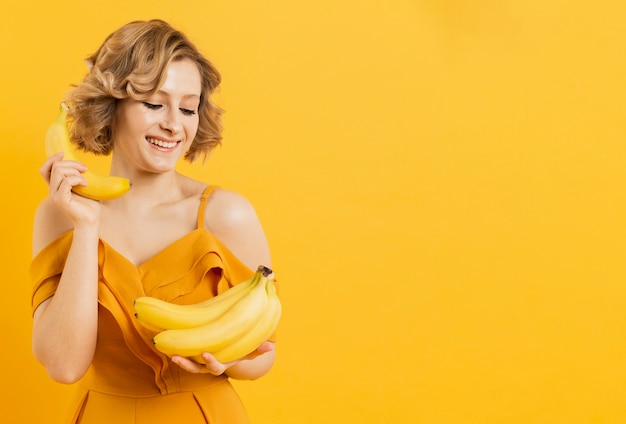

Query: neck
[105,170,185,207]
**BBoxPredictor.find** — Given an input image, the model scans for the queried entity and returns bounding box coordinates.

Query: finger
[50,175,88,201]
[257,341,275,354]
[170,356,206,373]
[48,160,87,183]
[52,159,88,175]
[171,355,224,375]
[200,352,228,375]
[44,157,88,189]
[242,341,275,361]
[39,152,64,182]
[209,342,275,370]
[49,167,87,189]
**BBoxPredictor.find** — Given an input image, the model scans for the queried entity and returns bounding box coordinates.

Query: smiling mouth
[147,137,179,149]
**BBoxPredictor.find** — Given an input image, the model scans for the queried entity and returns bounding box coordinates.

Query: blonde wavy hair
[65,19,223,162]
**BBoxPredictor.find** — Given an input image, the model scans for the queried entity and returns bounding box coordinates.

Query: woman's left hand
[171,341,275,375]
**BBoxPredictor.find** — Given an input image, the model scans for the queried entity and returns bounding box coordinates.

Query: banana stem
[257,265,273,278]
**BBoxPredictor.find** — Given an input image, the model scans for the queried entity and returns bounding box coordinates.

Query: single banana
[134,315,166,333]
[134,266,270,331]
[45,103,131,201]
[152,269,272,358]
[208,279,281,363]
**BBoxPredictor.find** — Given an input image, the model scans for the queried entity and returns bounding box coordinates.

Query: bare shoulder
[204,188,271,270]
[32,197,73,258]
[205,188,258,224]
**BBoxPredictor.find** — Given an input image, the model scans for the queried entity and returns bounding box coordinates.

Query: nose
[160,109,182,134]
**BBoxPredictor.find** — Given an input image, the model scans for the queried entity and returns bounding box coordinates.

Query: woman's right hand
[40,152,102,227]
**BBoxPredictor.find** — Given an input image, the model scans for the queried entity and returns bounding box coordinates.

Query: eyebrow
[155,90,201,100]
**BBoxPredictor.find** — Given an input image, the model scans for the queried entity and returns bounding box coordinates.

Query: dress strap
[197,185,218,229]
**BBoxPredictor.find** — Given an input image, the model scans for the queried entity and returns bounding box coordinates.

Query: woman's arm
[175,188,277,380]
[31,156,102,384]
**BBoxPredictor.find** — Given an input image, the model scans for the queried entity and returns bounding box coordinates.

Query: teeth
[147,137,177,148]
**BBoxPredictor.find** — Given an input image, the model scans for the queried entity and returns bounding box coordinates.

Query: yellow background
[1,0,625,422]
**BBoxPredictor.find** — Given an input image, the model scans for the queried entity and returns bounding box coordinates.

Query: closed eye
[143,102,196,116]
[143,102,162,110]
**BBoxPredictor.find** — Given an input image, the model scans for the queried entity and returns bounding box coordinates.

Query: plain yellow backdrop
[2,0,626,422]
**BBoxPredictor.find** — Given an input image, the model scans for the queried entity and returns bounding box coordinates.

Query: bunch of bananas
[134,265,281,364]
[44,103,131,200]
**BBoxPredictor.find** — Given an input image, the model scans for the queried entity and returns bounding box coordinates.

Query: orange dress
[31,186,257,423]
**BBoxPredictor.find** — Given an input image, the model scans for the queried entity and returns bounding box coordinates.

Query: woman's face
[112,58,202,175]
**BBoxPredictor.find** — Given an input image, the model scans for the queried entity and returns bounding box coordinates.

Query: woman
[31,19,276,423]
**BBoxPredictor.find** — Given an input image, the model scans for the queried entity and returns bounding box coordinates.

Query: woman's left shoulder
[204,187,271,269]
[206,187,259,224]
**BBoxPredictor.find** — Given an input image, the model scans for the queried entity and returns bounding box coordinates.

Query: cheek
[186,118,200,140]
[114,109,146,141]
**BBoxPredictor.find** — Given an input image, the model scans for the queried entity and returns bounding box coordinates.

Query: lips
[146,137,178,149]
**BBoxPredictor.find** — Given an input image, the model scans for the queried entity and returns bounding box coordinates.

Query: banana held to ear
[44,103,131,201]
[134,270,262,331]
[150,265,281,361]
